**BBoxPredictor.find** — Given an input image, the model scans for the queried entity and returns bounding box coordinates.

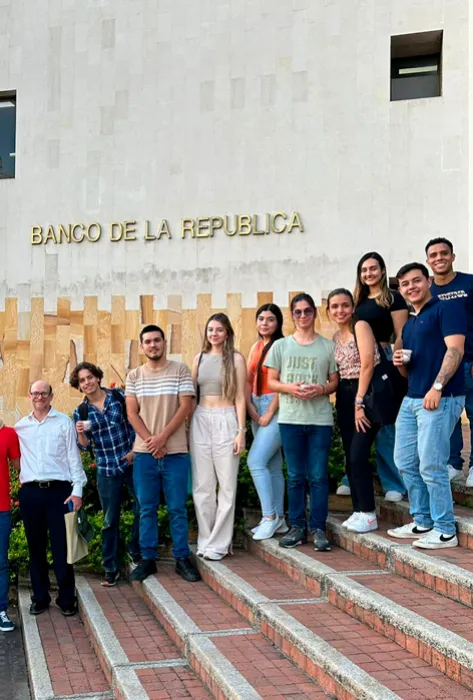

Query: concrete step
[194,547,473,699]
[245,533,473,695]
[18,587,114,700]
[130,560,335,699]
[327,513,473,608]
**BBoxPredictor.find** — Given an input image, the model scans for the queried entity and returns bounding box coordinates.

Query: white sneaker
[448,465,463,483]
[466,468,473,488]
[336,484,351,496]
[413,529,458,550]
[387,522,432,539]
[342,512,360,528]
[347,512,378,533]
[384,491,404,503]
[204,551,225,561]
[275,516,289,534]
[253,517,280,541]
[251,520,263,535]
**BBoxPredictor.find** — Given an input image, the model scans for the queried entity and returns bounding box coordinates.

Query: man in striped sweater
[126,325,200,583]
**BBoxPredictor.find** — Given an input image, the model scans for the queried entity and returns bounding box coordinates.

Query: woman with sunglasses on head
[329,288,383,533]
[246,303,288,541]
[265,293,339,552]
[337,252,408,503]
[190,313,247,561]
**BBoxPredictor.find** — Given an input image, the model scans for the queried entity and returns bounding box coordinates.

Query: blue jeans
[0,511,10,611]
[279,424,332,532]
[449,362,473,470]
[97,467,140,573]
[248,394,284,518]
[133,452,191,561]
[394,396,465,535]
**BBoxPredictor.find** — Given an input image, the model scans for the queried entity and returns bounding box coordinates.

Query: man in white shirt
[15,381,87,616]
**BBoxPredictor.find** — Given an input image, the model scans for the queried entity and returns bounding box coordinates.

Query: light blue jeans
[394,396,465,535]
[247,394,284,518]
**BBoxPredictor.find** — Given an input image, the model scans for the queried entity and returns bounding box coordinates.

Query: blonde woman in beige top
[190,313,247,560]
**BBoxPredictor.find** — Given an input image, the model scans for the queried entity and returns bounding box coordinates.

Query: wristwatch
[433,382,443,392]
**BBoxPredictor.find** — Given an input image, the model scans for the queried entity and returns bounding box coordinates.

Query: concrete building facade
[0,0,470,419]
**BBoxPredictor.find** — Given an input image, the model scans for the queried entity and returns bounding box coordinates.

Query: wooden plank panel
[111,295,125,326]
[83,296,98,325]
[140,295,154,324]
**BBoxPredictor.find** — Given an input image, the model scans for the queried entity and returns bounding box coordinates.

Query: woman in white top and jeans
[190,313,247,561]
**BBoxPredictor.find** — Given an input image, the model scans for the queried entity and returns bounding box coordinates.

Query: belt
[30,480,63,489]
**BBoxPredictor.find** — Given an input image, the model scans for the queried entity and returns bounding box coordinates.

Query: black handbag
[363,344,406,426]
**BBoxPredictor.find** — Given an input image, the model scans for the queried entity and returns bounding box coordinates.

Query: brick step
[245,534,473,694]
[76,572,253,699]
[376,497,473,549]
[131,560,336,699]
[327,513,473,608]
[194,548,473,699]
[18,587,113,700]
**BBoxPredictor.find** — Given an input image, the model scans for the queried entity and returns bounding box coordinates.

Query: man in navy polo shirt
[387,263,466,549]
[426,237,473,486]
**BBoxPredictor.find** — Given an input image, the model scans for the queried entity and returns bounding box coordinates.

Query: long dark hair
[254,303,284,395]
[202,313,238,402]
[354,252,393,309]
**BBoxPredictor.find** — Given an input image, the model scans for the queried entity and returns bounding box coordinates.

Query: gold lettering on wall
[30,212,304,244]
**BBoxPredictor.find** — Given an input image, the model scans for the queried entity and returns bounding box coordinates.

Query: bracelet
[355,404,365,410]
[355,396,364,406]
[237,427,247,433]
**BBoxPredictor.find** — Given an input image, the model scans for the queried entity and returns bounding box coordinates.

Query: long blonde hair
[353,251,393,310]
[202,313,238,402]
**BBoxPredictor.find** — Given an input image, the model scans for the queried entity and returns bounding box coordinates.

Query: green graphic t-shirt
[265,335,337,426]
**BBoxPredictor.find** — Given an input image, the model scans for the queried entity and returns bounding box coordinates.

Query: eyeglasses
[30,392,51,398]
[293,308,315,318]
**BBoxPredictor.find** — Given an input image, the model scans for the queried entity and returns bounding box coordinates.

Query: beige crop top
[197,353,223,397]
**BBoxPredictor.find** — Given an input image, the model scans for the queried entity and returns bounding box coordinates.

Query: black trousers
[19,481,76,608]
[336,379,380,513]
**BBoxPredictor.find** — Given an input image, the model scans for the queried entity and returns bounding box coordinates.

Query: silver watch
[433,382,443,392]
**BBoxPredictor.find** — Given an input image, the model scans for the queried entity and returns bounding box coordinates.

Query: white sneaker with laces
[275,516,289,534]
[387,522,432,539]
[251,520,263,535]
[448,465,463,483]
[204,551,225,561]
[384,491,404,503]
[347,512,378,533]
[466,468,473,488]
[0,610,14,632]
[413,529,458,550]
[253,517,280,541]
[336,484,351,496]
[342,512,360,528]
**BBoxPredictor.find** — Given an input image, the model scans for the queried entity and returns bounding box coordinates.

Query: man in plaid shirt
[71,362,140,587]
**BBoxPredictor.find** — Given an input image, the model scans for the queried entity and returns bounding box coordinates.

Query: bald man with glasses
[15,381,87,616]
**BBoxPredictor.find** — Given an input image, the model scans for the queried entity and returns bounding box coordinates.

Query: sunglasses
[293,308,315,318]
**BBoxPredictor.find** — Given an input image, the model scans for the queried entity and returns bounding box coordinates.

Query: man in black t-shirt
[426,237,473,487]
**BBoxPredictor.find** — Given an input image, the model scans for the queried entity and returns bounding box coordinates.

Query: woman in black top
[337,252,408,502]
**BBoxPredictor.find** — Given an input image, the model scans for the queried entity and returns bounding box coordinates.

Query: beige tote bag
[64,511,89,565]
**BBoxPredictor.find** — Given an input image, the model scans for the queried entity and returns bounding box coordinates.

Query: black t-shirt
[355,291,408,343]
[431,272,473,362]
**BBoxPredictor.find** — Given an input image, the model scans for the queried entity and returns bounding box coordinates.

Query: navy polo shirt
[402,297,466,398]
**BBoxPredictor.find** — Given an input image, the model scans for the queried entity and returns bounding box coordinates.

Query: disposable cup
[401,349,412,363]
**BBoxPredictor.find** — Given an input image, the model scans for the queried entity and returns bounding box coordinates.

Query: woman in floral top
[328,288,381,534]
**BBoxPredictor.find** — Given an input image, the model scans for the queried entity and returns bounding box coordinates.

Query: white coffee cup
[401,349,412,364]
[82,419,92,431]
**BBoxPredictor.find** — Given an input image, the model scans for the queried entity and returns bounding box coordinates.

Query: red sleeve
[6,429,20,460]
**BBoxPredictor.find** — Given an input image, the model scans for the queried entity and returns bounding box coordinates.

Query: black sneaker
[279,526,308,549]
[175,557,201,582]
[130,558,157,582]
[101,571,120,587]
[29,601,50,616]
[312,529,331,552]
[127,551,141,566]
[55,598,77,616]
[0,611,15,632]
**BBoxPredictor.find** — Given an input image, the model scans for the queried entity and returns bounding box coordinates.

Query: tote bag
[363,345,405,426]
[64,508,94,565]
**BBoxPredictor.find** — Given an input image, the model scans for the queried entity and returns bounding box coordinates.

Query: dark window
[391,31,442,102]
[0,94,16,179]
